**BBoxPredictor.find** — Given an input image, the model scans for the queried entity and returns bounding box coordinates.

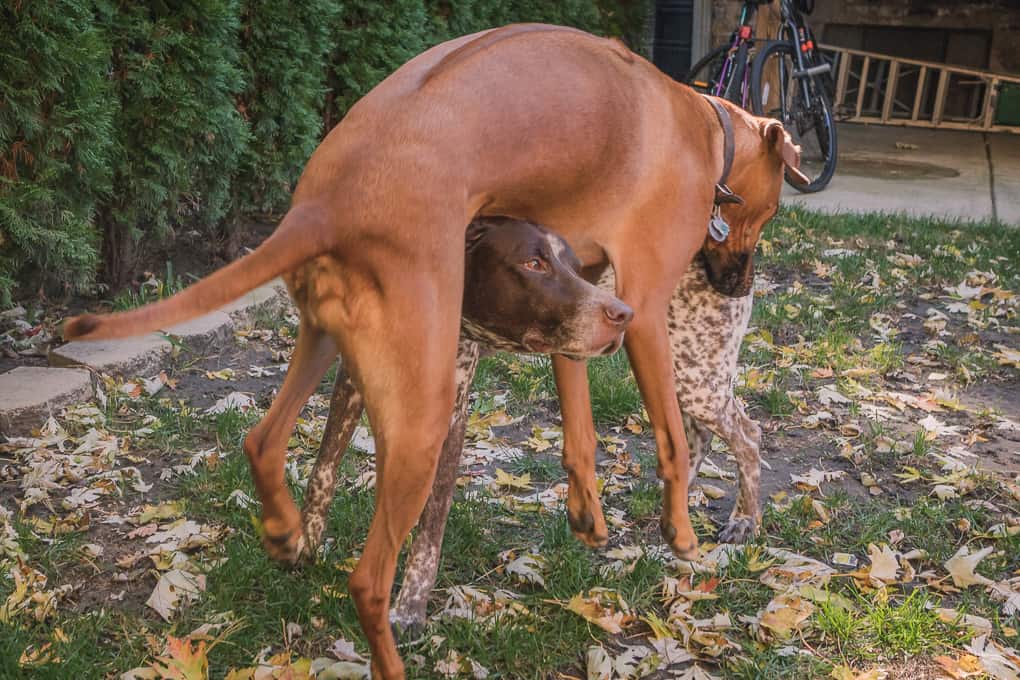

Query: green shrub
[596,0,649,53]
[0,1,647,302]
[97,0,249,285]
[492,0,603,33]
[232,1,337,221]
[324,0,430,130]
[0,2,116,304]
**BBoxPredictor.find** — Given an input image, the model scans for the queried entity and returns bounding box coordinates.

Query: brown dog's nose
[604,300,634,327]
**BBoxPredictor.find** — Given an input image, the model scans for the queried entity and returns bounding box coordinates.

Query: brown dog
[64,25,803,677]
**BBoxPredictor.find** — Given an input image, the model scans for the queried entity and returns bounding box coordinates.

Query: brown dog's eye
[522,258,548,273]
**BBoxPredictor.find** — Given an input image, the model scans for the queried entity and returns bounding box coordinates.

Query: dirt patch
[838,154,961,180]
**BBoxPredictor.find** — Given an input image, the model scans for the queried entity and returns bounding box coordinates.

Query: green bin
[995,82,1020,126]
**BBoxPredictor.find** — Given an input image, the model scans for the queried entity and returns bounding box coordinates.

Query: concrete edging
[0,279,288,438]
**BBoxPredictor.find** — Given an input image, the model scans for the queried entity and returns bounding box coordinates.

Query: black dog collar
[702,95,743,207]
[702,95,744,241]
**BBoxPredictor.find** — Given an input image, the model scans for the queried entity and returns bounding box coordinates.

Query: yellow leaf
[865,543,901,584]
[135,501,185,525]
[641,611,675,640]
[19,643,60,668]
[564,589,631,634]
[150,637,209,680]
[759,594,814,640]
[494,468,532,490]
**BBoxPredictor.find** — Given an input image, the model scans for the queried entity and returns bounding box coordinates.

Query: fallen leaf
[493,468,532,491]
[149,636,209,680]
[146,570,206,621]
[945,546,995,588]
[564,589,632,634]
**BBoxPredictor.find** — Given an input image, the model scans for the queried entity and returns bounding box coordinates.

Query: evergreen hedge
[233,0,338,222]
[98,0,249,285]
[0,1,647,304]
[0,2,115,305]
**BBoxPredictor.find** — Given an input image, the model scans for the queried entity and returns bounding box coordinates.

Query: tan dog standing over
[64,25,803,678]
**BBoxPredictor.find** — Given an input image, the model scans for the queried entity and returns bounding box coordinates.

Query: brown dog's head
[462,217,632,358]
[700,109,809,298]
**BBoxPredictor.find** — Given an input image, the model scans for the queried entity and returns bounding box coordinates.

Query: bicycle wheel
[750,40,837,193]
[683,45,730,97]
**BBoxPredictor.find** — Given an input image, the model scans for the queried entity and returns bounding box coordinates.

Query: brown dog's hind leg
[244,321,337,564]
[336,256,462,680]
[391,338,479,633]
[297,364,365,563]
[552,355,608,548]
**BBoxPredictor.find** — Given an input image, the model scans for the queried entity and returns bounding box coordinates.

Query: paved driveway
[782,122,1020,225]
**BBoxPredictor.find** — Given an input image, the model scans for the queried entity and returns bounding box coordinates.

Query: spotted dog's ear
[762,119,810,186]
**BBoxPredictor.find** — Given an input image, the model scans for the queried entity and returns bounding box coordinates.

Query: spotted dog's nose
[603,300,633,327]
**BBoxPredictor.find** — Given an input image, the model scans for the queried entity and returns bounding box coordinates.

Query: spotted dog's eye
[522,258,548,273]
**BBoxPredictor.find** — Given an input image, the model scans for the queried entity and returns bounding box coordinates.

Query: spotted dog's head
[462,217,632,358]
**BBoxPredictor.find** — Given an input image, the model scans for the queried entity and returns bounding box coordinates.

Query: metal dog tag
[708,213,730,242]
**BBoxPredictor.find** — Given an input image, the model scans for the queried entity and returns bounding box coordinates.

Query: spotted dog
[304,250,760,631]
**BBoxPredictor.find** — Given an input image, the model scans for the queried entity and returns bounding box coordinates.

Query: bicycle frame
[709,1,761,104]
[759,0,830,118]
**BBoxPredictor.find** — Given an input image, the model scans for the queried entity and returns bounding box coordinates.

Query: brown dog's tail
[63,203,333,341]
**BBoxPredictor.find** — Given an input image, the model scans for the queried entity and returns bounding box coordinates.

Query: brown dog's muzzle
[701,249,754,298]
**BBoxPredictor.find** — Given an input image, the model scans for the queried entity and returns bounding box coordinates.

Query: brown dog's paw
[660,520,699,560]
[567,509,608,548]
[717,516,758,544]
[262,526,309,567]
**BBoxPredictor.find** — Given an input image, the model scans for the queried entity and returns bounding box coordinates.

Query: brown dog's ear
[762,120,810,186]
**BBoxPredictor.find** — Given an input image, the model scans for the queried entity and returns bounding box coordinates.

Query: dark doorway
[653,0,696,79]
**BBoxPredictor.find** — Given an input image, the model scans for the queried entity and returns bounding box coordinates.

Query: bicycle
[685,0,837,193]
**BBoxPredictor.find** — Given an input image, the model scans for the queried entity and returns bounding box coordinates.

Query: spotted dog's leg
[391,338,479,634]
[683,413,715,487]
[706,397,762,544]
[297,363,365,563]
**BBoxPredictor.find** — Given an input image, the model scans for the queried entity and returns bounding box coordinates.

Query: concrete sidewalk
[781,123,1020,225]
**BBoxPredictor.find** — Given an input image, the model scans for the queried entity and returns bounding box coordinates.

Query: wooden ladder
[821,44,1020,133]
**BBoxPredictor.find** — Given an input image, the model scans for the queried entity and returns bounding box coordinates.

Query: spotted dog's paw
[389,608,427,645]
[717,516,758,544]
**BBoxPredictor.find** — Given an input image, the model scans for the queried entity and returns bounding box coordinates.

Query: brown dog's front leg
[552,355,608,548]
[623,311,699,559]
[391,338,479,632]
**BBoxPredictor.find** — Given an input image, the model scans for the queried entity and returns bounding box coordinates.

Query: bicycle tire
[683,45,730,96]
[750,40,837,192]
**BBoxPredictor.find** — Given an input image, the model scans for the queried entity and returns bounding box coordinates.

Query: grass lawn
[1,209,1018,679]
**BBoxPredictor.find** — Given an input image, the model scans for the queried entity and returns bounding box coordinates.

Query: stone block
[165,311,234,348]
[220,278,290,324]
[0,367,94,436]
[49,334,172,377]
